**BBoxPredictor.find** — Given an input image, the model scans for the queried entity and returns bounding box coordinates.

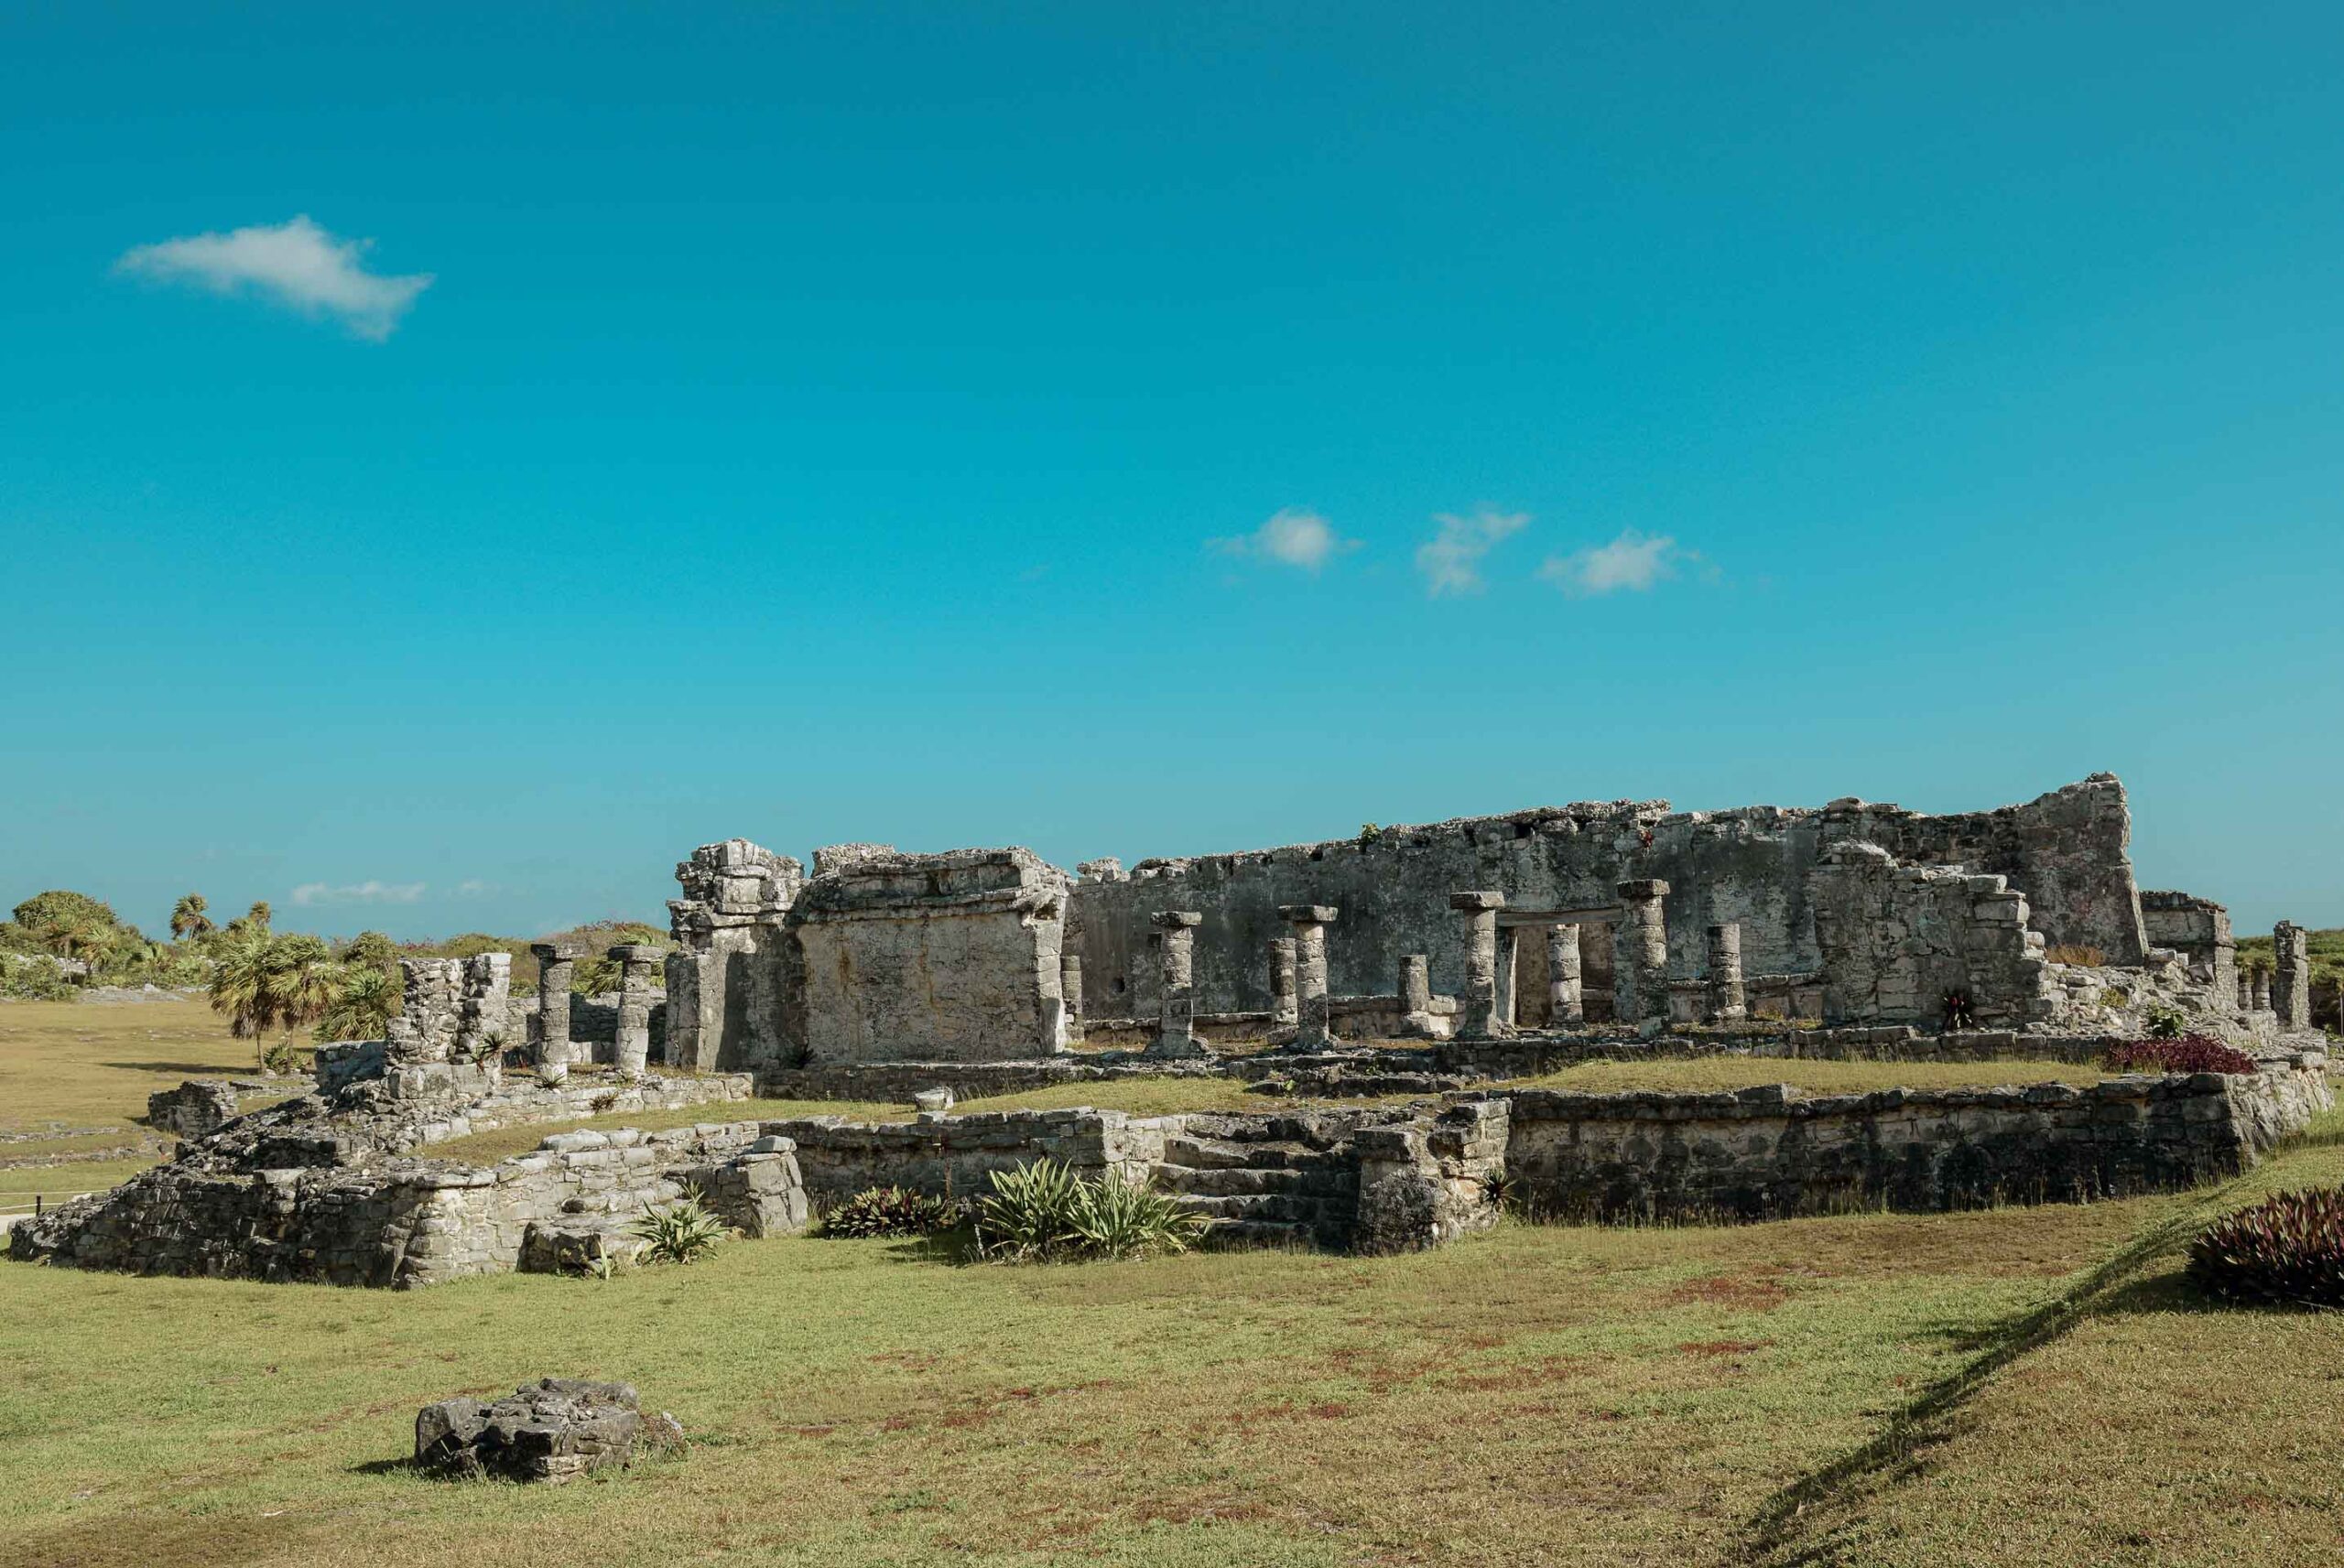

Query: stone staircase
[1155,1111,1387,1249]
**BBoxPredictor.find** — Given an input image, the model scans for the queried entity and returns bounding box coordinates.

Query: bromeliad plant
[818,1185,963,1239]
[2104,1034,2260,1075]
[2188,1187,2344,1309]
[973,1158,1209,1263]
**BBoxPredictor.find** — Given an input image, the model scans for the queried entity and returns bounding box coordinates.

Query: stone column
[1267,937,1299,1030]
[1704,922,1747,1023]
[1449,892,1509,1038]
[2274,922,2312,1029]
[1613,880,1671,1030]
[611,944,659,1079]
[1496,926,1524,1030]
[1278,905,1338,1050]
[1059,953,1084,1043]
[1399,954,1436,1037]
[2252,967,2273,1012]
[1546,923,1583,1026]
[1147,912,1209,1058]
[529,939,584,1084]
[2236,968,2252,1011]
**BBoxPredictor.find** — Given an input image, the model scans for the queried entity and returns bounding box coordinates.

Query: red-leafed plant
[2103,1034,2260,1075]
[2189,1187,2344,1308]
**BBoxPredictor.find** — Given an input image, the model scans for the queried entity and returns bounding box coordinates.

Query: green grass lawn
[6,1121,2342,1567]
[0,995,2336,1565]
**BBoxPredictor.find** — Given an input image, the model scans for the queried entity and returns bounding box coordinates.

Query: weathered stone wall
[1067,776,2145,1021]
[2140,891,2237,998]
[665,838,804,1075]
[8,1117,793,1288]
[1808,844,2061,1027]
[793,846,1071,1063]
[1503,1054,2328,1221]
[762,1108,1164,1206]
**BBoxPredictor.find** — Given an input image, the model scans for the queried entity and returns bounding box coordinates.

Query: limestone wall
[1808,845,2061,1027]
[792,847,1071,1063]
[1503,1054,2329,1222]
[1066,776,2145,1020]
[761,1108,1165,1206]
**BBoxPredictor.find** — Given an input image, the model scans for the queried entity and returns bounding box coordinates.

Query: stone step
[1154,1163,1324,1197]
[1198,1217,1316,1249]
[1161,1135,1332,1172]
[1171,1191,1330,1224]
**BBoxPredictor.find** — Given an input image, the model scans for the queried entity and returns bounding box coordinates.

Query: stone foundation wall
[759,1108,1167,1206]
[1503,1054,2329,1221]
[8,1118,798,1288]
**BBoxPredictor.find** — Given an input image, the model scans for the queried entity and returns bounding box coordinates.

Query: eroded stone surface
[416,1379,682,1483]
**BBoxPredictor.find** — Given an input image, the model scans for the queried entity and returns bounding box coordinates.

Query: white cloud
[1210,508,1355,572]
[1415,506,1529,597]
[290,880,428,907]
[454,879,496,897]
[115,215,433,341]
[1537,529,1686,596]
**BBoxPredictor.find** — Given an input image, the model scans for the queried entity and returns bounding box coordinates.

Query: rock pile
[415,1378,682,1483]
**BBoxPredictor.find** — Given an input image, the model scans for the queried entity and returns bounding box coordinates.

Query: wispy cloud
[290,880,427,907]
[1210,508,1356,573]
[1537,529,1688,596]
[453,879,496,898]
[115,215,433,341]
[1415,506,1529,597]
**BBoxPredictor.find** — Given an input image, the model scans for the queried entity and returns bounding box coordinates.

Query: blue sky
[4,3,2339,941]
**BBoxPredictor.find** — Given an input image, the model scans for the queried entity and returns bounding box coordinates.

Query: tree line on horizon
[1,890,668,1073]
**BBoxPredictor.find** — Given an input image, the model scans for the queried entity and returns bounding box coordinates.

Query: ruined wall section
[1068,777,2143,1018]
[665,839,803,1075]
[792,846,1071,1063]
[2140,890,2237,999]
[1808,844,2062,1027]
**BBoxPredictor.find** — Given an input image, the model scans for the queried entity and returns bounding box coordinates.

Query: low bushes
[2189,1187,2344,1309]
[2103,1034,2259,1075]
[974,1158,1209,1263]
[818,1185,963,1239]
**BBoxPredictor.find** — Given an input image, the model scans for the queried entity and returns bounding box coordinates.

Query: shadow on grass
[101,1061,251,1076]
[1728,1171,2265,1566]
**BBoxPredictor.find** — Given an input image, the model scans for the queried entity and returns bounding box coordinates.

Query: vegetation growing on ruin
[2234,925,2344,986]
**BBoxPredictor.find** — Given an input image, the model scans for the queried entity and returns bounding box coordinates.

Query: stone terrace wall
[761,1108,1167,1206]
[8,1119,801,1289]
[1067,776,2145,1021]
[1503,1054,2329,1222]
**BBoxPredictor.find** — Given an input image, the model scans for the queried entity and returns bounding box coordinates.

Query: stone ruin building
[10,772,2335,1287]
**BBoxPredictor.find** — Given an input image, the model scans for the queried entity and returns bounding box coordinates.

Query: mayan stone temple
[13,772,2331,1285]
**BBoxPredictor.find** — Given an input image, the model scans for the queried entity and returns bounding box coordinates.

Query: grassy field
[0,996,277,1209]
[7,998,2336,1564]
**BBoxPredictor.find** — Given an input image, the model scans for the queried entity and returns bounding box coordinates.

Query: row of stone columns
[2228,923,2312,1029]
[528,939,659,1084]
[1145,881,1760,1051]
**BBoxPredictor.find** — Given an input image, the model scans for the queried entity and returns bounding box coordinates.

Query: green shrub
[2143,1006,2185,1040]
[819,1185,963,1239]
[0,956,75,1001]
[629,1187,731,1265]
[974,1158,1207,1263]
[2188,1187,2344,1308]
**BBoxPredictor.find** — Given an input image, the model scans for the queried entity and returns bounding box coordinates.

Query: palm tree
[245,901,273,932]
[209,926,278,1046]
[169,893,214,942]
[317,964,399,1043]
[267,935,342,1045]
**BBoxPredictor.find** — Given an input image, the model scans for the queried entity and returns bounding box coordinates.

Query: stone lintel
[1616,879,1671,901]
[1150,911,1204,929]
[1449,891,1506,912]
[529,940,587,961]
[1278,904,1340,925]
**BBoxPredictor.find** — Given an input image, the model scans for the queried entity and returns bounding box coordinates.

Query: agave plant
[2188,1187,2344,1308]
[975,1159,1208,1263]
[629,1187,731,1266]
